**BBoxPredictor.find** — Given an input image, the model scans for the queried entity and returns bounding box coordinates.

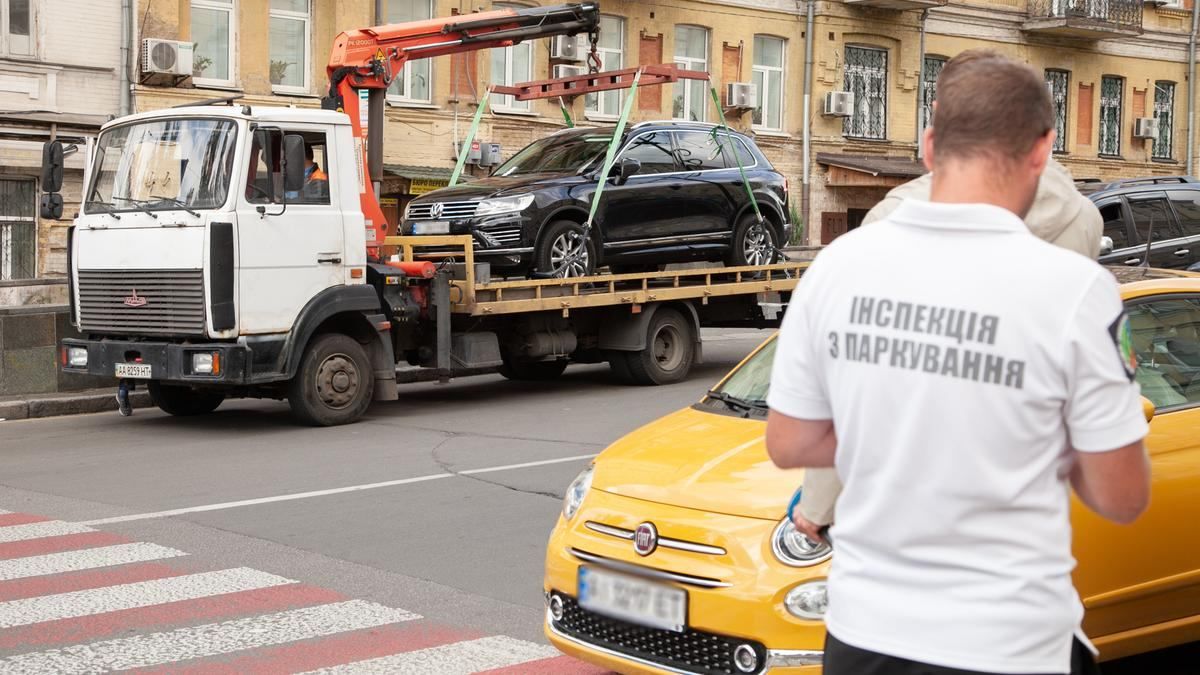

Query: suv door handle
[317,257,342,264]
[1124,257,1142,265]
[1174,249,1190,257]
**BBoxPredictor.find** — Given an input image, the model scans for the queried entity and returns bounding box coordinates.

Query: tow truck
[48,3,806,426]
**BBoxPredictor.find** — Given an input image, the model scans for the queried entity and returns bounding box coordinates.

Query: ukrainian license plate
[114,363,152,379]
[578,566,687,632]
[412,221,450,235]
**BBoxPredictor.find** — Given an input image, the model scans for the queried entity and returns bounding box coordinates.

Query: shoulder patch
[1108,313,1137,381]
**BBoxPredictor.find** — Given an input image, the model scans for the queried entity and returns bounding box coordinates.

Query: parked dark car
[401,121,791,277]
[1081,176,1200,272]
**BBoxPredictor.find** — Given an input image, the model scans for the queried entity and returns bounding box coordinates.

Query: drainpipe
[915,9,929,157]
[119,0,132,116]
[800,0,815,244]
[1188,0,1198,176]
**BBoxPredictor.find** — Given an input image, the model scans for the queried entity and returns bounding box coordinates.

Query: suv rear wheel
[536,220,596,278]
[727,216,779,267]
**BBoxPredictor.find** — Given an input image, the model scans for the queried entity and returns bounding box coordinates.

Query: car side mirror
[42,140,64,193]
[283,134,306,194]
[1099,235,1114,257]
[615,158,641,186]
[1142,396,1155,423]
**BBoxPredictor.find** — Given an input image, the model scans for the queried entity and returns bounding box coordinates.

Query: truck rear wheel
[620,308,695,385]
[288,333,374,426]
[148,382,225,416]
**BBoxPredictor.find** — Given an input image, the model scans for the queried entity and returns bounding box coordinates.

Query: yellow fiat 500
[544,273,1200,675]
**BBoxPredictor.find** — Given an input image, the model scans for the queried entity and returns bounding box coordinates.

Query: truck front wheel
[288,333,375,426]
[148,382,225,417]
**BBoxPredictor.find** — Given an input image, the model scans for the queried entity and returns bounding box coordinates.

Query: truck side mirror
[1099,235,1114,257]
[283,134,306,194]
[615,157,641,186]
[40,193,64,220]
[42,140,64,193]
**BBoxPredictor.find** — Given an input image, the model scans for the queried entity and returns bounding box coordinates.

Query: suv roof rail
[630,119,724,130]
[1102,175,1198,189]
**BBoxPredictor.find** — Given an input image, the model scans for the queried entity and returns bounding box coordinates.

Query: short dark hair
[931,51,1054,167]
[304,144,315,161]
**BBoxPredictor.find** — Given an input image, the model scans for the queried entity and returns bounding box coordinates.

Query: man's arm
[1070,440,1150,525]
[766,410,836,469]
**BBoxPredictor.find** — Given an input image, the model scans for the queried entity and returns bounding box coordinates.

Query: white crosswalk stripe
[0,521,94,543]
[302,635,560,674]
[0,567,293,628]
[0,542,187,581]
[0,599,422,674]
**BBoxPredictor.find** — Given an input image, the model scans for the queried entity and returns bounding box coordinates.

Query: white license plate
[412,221,450,235]
[114,363,152,379]
[578,566,687,632]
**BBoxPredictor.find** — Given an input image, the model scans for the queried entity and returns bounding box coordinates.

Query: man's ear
[1028,131,1055,175]
[921,127,936,173]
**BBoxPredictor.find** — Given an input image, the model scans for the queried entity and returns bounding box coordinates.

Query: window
[269,0,309,92]
[672,26,709,122]
[752,36,784,131]
[246,130,331,205]
[192,0,236,85]
[919,56,945,147]
[844,46,887,140]
[490,2,533,112]
[2,0,33,57]
[1167,190,1200,238]
[585,15,625,117]
[1154,81,1175,161]
[1127,297,1200,411]
[619,132,677,174]
[1099,202,1129,250]
[1128,197,1176,245]
[1099,75,1123,156]
[673,131,727,172]
[1046,70,1069,153]
[387,0,433,104]
[0,178,35,280]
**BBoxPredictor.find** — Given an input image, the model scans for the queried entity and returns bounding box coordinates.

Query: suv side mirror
[42,140,64,193]
[615,157,641,186]
[1099,235,1114,257]
[283,134,307,194]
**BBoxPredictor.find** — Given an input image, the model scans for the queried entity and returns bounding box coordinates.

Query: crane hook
[587,29,601,74]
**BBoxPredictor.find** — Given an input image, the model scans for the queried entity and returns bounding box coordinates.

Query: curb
[0,391,152,422]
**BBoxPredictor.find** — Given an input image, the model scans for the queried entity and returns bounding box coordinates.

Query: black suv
[402,121,791,277]
[1082,176,1200,272]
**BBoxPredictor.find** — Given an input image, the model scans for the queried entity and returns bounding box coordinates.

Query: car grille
[407,201,479,220]
[552,594,766,675]
[477,225,523,248]
[78,269,206,337]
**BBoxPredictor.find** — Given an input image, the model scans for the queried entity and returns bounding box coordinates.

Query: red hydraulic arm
[323,3,599,260]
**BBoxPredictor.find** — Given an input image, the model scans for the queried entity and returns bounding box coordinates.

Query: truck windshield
[492,133,612,177]
[86,118,238,213]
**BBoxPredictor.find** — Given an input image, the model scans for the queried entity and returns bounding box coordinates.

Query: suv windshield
[492,132,612,177]
[87,118,238,213]
[702,337,776,416]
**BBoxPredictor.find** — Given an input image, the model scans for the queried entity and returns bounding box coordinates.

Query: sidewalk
[0,388,152,422]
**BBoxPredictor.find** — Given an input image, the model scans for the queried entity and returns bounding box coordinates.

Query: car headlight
[475,194,535,217]
[771,517,832,567]
[784,580,828,620]
[562,464,594,520]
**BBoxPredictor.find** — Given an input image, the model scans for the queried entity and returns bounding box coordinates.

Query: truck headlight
[771,518,832,567]
[66,347,88,368]
[191,352,220,375]
[783,580,828,620]
[562,464,594,520]
[475,194,534,217]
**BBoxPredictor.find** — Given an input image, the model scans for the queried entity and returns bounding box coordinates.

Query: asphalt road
[0,327,1193,673]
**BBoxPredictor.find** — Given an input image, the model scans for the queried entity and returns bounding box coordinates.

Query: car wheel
[287,333,374,426]
[147,382,224,416]
[726,216,780,267]
[536,220,596,278]
[499,357,569,381]
[621,308,696,385]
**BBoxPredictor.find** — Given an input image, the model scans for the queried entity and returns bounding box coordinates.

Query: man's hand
[791,512,828,543]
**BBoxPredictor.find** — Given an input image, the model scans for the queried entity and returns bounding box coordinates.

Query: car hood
[412,172,579,202]
[591,406,797,521]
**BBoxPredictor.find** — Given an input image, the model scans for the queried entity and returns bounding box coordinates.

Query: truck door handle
[1174,249,1190,257]
[317,257,342,264]
[1124,257,1142,265]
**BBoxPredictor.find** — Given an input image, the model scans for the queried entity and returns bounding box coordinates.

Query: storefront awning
[383,165,456,196]
[816,153,927,188]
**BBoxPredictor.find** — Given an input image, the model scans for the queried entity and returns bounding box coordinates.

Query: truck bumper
[60,338,252,385]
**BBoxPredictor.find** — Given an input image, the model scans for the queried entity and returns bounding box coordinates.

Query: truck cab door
[236,126,344,334]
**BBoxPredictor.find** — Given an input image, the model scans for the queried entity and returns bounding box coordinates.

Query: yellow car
[544,272,1200,674]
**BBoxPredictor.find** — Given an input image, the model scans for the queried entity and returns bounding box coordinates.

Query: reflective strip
[0,543,186,581]
[0,521,94,544]
[300,635,559,675]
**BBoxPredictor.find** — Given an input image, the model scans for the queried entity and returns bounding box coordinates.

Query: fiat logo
[123,289,148,308]
[634,522,658,556]
[429,202,444,219]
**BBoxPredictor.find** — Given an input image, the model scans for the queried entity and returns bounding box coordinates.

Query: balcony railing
[843,0,948,9]
[1025,0,1144,37]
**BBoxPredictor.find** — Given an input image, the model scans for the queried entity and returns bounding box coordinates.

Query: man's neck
[929,161,1025,215]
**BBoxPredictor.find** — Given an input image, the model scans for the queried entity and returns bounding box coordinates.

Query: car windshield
[86,118,238,213]
[702,337,776,416]
[492,133,612,177]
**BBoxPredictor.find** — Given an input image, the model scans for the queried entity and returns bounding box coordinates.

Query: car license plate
[114,363,152,379]
[412,221,450,235]
[578,566,687,633]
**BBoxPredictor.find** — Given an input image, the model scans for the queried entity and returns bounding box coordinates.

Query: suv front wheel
[535,220,596,278]
[726,215,779,267]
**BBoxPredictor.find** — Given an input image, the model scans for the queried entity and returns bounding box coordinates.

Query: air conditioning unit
[824,91,854,117]
[552,64,586,80]
[1134,117,1160,139]
[141,38,193,77]
[549,34,584,61]
[726,82,758,109]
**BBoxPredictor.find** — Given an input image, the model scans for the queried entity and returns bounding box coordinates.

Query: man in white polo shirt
[765,52,1150,675]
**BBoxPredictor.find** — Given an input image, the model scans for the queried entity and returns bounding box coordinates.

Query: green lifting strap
[449,91,491,187]
[559,97,574,128]
[585,69,642,231]
[708,85,763,224]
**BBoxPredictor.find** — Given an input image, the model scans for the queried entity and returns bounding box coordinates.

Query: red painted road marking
[0,583,343,651]
[477,655,614,674]
[0,562,183,602]
[0,531,128,560]
[0,514,51,528]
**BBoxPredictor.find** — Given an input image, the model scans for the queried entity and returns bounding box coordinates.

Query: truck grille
[551,594,766,675]
[78,269,206,337]
[407,201,479,220]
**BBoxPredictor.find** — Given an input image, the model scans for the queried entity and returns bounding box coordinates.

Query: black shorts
[823,631,1102,675]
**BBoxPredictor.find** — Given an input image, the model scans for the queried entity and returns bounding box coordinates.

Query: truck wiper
[108,196,158,219]
[150,195,200,217]
[705,390,764,416]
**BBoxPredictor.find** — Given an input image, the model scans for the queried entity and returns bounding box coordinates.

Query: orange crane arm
[322,3,600,259]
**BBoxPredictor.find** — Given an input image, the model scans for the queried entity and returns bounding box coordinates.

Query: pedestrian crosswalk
[0,507,606,674]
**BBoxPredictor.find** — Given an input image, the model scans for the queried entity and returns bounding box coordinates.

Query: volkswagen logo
[429,202,444,219]
[123,289,148,308]
[633,522,658,556]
